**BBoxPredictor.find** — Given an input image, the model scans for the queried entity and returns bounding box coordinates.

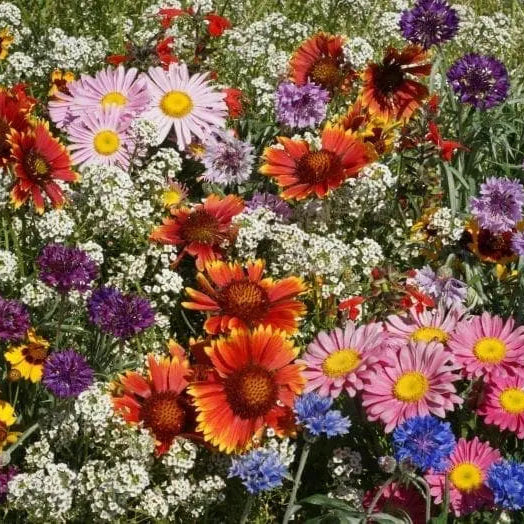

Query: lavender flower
[43,349,94,398]
[37,244,98,294]
[400,0,459,49]
[0,465,18,502]
[88,287,155,339]
[201,130,254,186]
[0,296,30,342]
[447,54,510,110]
[415,266,467,308]
[275,82,329,129]
[470,177,524,233]
[511,232,524,256]
[246,192,293,222]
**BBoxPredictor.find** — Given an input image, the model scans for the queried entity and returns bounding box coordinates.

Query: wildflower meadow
[0,0,524,522]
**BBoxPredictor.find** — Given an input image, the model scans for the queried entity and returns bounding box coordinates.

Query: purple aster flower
[246,191,293,222]
[37,244,99,294]
[414,266,467,308]
[43,349,94,398]
[470,177,524,233]
[275,82,329,129]
[0,465,18,502]
[88,287,155,339]
[0,296,30,342]
[399,0,459,49]
[201,130,254,186]
[447,54,510,110]
[511,232,524,256]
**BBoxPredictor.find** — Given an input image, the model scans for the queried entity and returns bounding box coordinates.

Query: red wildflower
[401,285,435,313]
[338,296,365,321]
[158,7,192,29]
[426,121,468,161]
[205,14,232,37]
[156,37,178,68]
[223,87,244,118]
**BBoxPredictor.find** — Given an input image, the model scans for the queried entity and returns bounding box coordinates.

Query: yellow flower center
[163,188,184,207]
[93,130,120,156]
[473,337,507,364]
[411,326,448,344]
[499,387,524,414]
[449,462,483,492]
[160,90,193,118]
[393,371,428,402]
[322,349,361,378]
[101,91,127,107]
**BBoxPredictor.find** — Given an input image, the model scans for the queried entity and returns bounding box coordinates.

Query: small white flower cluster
[8,463,77,521]
[327,447,364,507]
[23,438,55,469]
[343,37,374,69]
[73,384,115,443]
[129,118,160,158]
[77,241,104,266]
[0,170,11,209]
[265,437,297,467]
[106,252,148,290]
[0,249,17,284]
[386,218,421,262]
[162,438,198,475]
[19,278,56,308]
[34,209,76,242]
[427,207,464,246]
[0,2,21,28]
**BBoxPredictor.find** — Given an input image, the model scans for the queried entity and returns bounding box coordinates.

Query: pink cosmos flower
[448,312,524,380]
[361,340,463,432]
[386,305,464,348]
[478,375,524,438]
[426,437,501,516]
[299,321,387,398]
[142,63,227,149]
[67,106,133,169]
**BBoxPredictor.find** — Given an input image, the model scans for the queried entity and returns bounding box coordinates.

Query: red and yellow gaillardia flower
[464,219,518,265]
[9,121,79,214]
[112,341,196,455]
[5,330,50,383]
[150,194,244,271]
[48,70,76,97]
[260,126,376,200]
[361,45,431,122]
[0,401,19,449]
[0,29,14,60]
[290,33,351,92]
[0,84,35,167]
[182,259,307,335]
[188,326,305,453]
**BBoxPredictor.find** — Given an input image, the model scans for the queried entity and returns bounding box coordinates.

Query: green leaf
[300,494,356,512]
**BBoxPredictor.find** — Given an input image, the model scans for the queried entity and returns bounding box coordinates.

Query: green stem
[4,422,39,461]
[283,440,312,524]
[365,475,397,519]
[54,294,67,347]
[239,494,254,524]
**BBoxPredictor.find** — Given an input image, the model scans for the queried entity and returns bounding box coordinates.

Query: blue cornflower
[294,392,351,438]
[392,415,456,472]
[488,460,524,510]
[228,449,287,494]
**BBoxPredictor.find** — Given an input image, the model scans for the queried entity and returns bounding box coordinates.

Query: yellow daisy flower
[0,400,19,449]
[5,330,50,383]
[0,28,14,60]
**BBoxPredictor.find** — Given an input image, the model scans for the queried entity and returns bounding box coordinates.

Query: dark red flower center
[374,63,405,96]
[477,228,514,261]
[310,57,341,88]
[0,422,7,444]
[225,365,278,419]
[23,149,50,181]
[0,117,11,158]
[22,343,49,364]
[297,150,341,185]
[140,391,187,442]
[218,279,270,324]
[181,209,221,244]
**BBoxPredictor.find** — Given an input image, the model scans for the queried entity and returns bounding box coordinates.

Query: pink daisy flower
[363,481,425,524]
[448,312,524,380]
[386,305,464,348]
[361,340,463,432]
[478,375,524,438]
[67,106,133,169]
[142,63,227,149]
[299,321,387,398]
[48,78,84,130]
[426,437,501,516]
[71,66,149,118]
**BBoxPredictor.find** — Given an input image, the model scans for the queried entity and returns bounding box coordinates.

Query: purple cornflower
[399,0,459,49]
[275,82,329,129]
[37,244,98,294]
[415,266,467,308]
[42,349,94,398]
[0,296,30,342]
[0,465,18,502]
[511,232,524,256]
[447,54,510,110]
[201,130,254,186]
[88,287,155,339]
[246,191,293,221]
[470,177,524,234]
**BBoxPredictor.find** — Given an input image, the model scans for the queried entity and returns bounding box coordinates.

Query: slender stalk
[239,495,254,524]
[54,294,68,347]
[442,473,450,517]
[283,440,312,524]
[5,422,39,458]
[365,475,396,519]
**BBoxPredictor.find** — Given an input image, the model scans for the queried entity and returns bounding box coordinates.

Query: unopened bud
[378,456,397,473]
[7,369,21,382]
